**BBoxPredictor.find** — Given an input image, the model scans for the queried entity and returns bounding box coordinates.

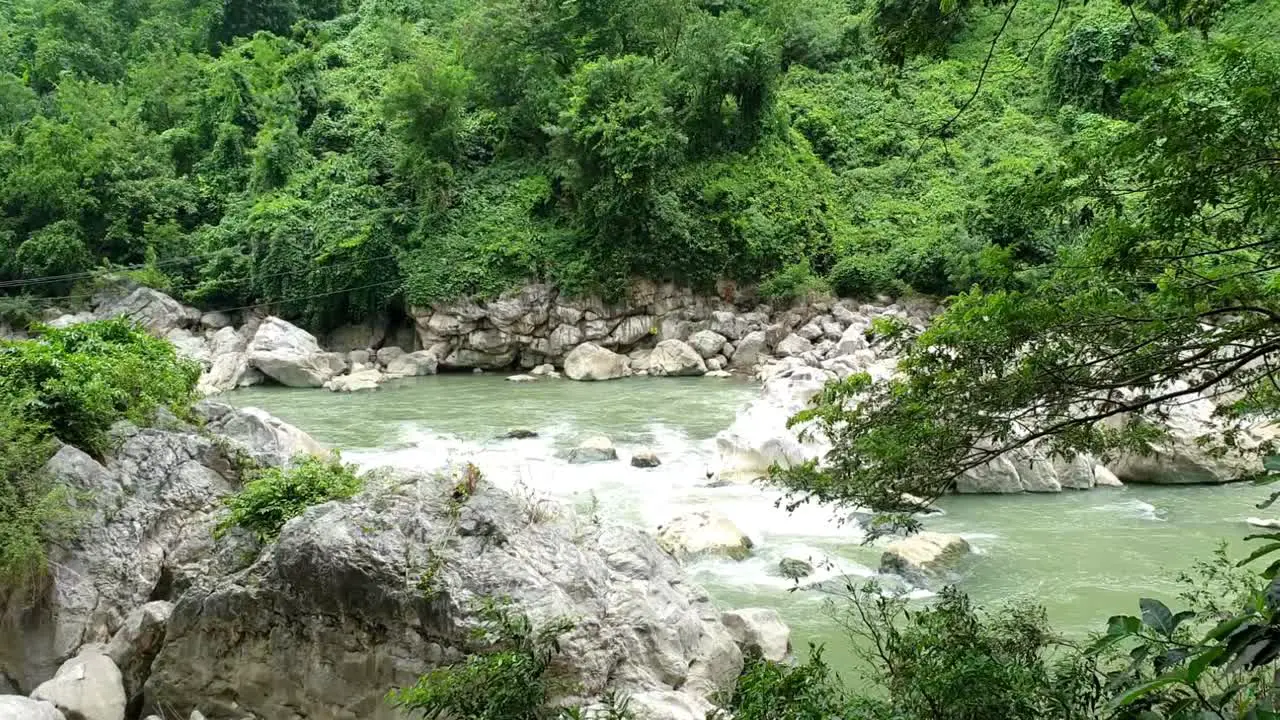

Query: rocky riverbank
[0,404,790,720]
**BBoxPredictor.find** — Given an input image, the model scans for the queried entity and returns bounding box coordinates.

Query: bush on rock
[216,454,363,542]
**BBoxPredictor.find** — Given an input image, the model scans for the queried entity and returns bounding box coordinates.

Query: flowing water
[229,375,1274,676]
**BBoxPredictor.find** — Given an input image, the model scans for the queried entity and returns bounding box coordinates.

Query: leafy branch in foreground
[771,42,1280,516]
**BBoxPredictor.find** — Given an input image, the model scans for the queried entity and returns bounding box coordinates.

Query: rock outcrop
[648,340,707,377]
[569,435,619,463]
[145,473,744,720]
[0,409,321,693]
[0,696,65,720]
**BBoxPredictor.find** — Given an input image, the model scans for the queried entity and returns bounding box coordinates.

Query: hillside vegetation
[3,0,1274,331]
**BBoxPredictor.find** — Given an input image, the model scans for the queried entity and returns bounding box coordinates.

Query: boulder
[385,350,438,377]
[103,602,173,706]
[0,697,65,720]
[819,319,844,341]
[705,357,725,372]
[166,329,211,367]
[688,330,728,359]
[631,450,661,468]
[1111,396,1279,484]
[705,370,732,378]
[530,363,558,377]
[375,346,405,367]
[569,436,618,464]
[796,323,823,342]
[709,311,744,340]
[648,340,707,377]
[564,343,630,381]
[199,312,232,330]
[507,374,537,383]
[324,368,383,393]
[879,532,971,586]
[656,512,753,562]
[96,288,188,333]
[720,609,791,662]
[727,331,768,369]
[30,652,126,720]
[197,403,326,468]
[47,313,95,329]
[774,333,812,358]
[247,317,336,387]
[196,353,249,396]
[144,473,741,720]
[835,324,868,356]
[1094,465,1123,487]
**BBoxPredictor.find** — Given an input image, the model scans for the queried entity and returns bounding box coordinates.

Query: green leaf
[1205,614,1250,642]
[1140,598,1176,636]
[1185,645,1225,684]
[1113,674,1185,708]
[1108,614,1143,636]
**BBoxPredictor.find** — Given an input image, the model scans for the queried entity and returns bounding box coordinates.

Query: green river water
[230,374,1272,675]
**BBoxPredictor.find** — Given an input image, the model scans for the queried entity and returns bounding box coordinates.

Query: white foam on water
[1091,499,1166,522]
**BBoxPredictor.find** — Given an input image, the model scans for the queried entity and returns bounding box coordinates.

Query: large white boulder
[96,288,188,333]
[247,317,337,387]
[0,696,65,720]
[656,512,754,561]
[648,339,707,377]
[197,402,326,467]
[564,343,630,381]
[30,652,126,720]
[324,368,383,393]
[721,609,792,662]
[879,532,971,586]
[688,330,728,359]
[384,350,438,377]
[727,331,769,369]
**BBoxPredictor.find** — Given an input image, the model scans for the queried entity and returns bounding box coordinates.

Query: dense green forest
[3,0,1276,332]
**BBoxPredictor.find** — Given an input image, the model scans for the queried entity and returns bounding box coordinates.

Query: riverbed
[230,374,1273,676]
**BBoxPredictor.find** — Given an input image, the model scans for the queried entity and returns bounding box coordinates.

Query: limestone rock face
[648,340,706,377]
[657,512,754,562]
[145,474,742,720]
[1,426,238,692]
[879,532,971,586]
[247,317,337,387]
[564,343,630,381]
[103,601,173,706]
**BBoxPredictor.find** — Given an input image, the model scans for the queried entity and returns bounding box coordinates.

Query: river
[229,374,1273,677]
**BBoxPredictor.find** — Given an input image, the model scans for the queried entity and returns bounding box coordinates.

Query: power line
[0,250,230,290]
[17,253,402,306]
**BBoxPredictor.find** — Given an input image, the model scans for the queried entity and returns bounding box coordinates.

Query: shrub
[827,254,897,298]
[0,295,41,330]
[388,598,576,720]
[0,319,201,455]
[0,412,77,591]
[216,454,364,542]
[724,645,876,720]
[759,259,830,303]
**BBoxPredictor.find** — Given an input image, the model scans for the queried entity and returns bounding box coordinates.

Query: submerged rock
[498,428,539,439]
[507,374,537,383]
[631,450,662,468]
[569,435,618,463]
[879,532,971,586]
[657,512,753,562]
[777,557,814,580]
